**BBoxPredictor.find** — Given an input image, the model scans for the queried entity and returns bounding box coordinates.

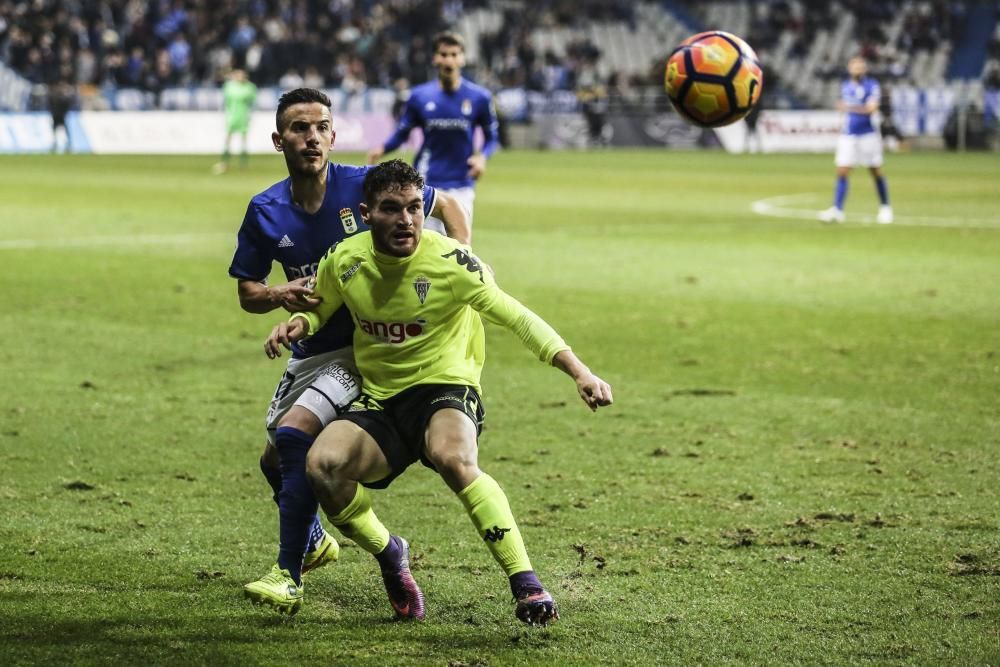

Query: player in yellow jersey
[265,159,613,625]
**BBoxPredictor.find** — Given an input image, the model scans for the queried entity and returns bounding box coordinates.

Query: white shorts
[265,347,360,446]
[424,186,475,236]
[835,133,884,168]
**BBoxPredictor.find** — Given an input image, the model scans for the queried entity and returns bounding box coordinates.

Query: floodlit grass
[0,150,997,665]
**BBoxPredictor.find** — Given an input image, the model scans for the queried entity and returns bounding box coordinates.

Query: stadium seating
[1,0,996,125]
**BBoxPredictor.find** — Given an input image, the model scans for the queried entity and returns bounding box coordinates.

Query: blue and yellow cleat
[244,564,303,615]
[515,589,560,627]
[302,531,340,575]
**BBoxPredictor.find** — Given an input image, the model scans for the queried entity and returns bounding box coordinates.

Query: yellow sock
[458,473,532,576]
[328,485,390,555]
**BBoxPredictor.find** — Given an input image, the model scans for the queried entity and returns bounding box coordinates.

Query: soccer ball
[664,31,763,128]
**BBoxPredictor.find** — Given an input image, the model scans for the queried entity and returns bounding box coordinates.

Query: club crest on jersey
[339,207,358,234]
[413,275,431,304]
[442,248,484,283]
[461,99,472,116]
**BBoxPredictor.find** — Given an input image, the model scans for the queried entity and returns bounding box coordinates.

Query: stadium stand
[1,0,997,128]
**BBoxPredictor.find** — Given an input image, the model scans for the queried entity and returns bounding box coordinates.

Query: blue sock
[834,176,848,209]
[875,176,889,205]
[275,426,320,584]
[262,453,325,553]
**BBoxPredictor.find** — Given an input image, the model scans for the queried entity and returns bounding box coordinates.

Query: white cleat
[876,205,893,224]
[819,206,845,224]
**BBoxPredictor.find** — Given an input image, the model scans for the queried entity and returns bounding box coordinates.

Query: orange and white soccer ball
[664,31,763,127]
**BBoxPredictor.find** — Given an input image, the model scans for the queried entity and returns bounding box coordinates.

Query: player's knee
[425,442,479,480]
[306,441,340,483]
[306,430,356,482]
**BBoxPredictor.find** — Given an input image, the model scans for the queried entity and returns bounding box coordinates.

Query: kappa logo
[441,248,484,283]
[483,526,511,543]
[339,207,358,234]
[413,275,431,304]
[278,234,295,248]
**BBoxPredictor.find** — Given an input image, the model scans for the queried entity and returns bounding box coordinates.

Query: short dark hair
[276,88,332,131]
[363,159,424,207]
[433,30,465,52]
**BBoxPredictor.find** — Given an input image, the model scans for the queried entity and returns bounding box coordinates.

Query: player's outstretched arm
[237,277,320,314]
[264,317,309,359]
[433,190,472,244]
[552,350,613,412]
[371,100,418,164]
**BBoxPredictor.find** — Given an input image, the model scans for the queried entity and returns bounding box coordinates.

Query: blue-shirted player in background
[367,31,499,239]
[230,88,470,614]
[820,56,893,224]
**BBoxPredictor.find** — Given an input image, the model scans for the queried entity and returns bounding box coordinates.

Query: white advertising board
[0,111,400,154]
[713,111,846,153]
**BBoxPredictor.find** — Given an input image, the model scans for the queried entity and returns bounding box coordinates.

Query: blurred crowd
[0,0,469,91]
[0,0,631,94]
[738,0,964,80]
[1,0,997,108]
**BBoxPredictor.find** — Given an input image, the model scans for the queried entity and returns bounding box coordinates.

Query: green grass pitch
[0,149,997,665]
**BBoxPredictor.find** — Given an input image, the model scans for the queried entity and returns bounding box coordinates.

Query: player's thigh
[424,408,481,470]
[265,349,360,445]
[447,187,476,221]
[414,385,484,466]
[859,133,884,167]
[276,405,323,437]
[834,135,858,167]
[308,419,391,485]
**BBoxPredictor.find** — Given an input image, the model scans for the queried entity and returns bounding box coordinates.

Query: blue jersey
[229,161,438,357]
[841,77,881,135]
[383,78,500,190]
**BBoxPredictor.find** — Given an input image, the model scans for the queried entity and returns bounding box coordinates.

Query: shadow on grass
[0,599,554,664]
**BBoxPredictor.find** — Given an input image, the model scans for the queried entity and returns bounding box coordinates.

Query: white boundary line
[0,232,232,250]
[750,193,1000,228]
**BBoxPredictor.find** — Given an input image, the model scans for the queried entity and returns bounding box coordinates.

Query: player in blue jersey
[820,57,893,224]
[366,31,499,239]
[230,88,470,614]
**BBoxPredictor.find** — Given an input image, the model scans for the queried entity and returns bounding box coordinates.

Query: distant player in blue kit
[820,57,893,224]
[230,88,470,614]
[367,31,499,238]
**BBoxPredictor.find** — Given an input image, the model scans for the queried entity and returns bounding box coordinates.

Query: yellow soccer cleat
[302,531,340,575]
[244,564,304,615]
